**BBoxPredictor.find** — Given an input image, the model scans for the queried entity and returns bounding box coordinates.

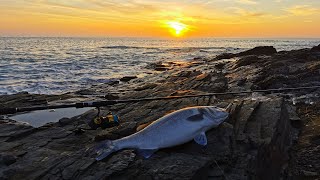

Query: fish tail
[94,140,117,161]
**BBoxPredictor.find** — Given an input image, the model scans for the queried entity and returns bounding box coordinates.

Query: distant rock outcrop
[311,44,320,51]
[215,46,277,60]
[237,46,277,56]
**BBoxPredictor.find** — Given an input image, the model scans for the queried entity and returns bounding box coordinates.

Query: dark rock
[311,44,320,51]
[154,67,168,71]
[106,80,120,85]
[104,94,119,100]
[237,78,247,86]
[98,122,137,139]
[255,74,290,89]
[300,170,318,177]
[235,55,261,68]
[215,53,235,60]
[95,132,119,141]
[75,89,97,95]
[173,70,193,78]
[0,93,72,108]
[120,76,138,82]
[234,101,260,142]
[143,154,210,179]
[254,99,293,179]
[58,118,73,126]
[16,92,29,95]
[134,84,157,91]
[215,63,226,69]
[146,61,170,71]
[237,46,277,56]
[0,154,17,166]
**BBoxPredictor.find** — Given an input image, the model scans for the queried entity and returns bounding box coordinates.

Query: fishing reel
[88,107,120,130]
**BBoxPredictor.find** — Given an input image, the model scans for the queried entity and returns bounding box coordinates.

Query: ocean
[0,37,319,95]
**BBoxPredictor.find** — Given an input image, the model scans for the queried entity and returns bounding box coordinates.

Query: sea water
[1,37,319,95]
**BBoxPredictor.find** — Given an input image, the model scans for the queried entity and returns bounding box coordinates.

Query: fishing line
[1,85,319,115]
[89,85,320,100]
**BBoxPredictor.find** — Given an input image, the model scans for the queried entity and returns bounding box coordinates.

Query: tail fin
[94,140,117,161]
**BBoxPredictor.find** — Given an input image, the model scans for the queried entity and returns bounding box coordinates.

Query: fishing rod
[1,85,319,116]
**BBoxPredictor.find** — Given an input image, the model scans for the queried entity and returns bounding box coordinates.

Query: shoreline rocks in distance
[215,46,277,60]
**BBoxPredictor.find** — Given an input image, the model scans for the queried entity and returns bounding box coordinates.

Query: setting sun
[166,21,189,37]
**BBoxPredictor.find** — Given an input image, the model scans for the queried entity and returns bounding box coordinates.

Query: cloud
[228,7,266,18]
[236,0,258,5]
[285,5,319,16]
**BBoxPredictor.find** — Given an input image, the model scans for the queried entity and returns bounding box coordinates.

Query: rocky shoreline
[1,45,320,179]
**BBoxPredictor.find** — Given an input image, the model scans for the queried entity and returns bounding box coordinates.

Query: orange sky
[1,0,320,38]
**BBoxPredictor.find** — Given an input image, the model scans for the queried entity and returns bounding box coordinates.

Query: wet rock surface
[1,45,320,179]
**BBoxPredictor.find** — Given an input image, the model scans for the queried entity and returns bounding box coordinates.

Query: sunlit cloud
[229,7,266,18]
[285,5,319,16]
[236,0,258,5]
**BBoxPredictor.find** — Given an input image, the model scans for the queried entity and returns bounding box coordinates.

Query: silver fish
[94,106,229,161]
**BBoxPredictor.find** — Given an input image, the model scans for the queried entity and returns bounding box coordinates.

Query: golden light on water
[166,21,189,37]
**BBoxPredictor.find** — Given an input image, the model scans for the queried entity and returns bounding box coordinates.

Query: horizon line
[1,36,320,40]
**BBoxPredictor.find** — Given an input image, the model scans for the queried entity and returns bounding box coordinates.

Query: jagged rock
[215,53,235,60]
[0,154,17,166]
[58,117,73,126]
[237,78,247,86]
[301,170,318,177]
[146,61,171,71]
[134,83,157,91]
[311,44,320,51]
[235,55,261,68]
[155,67,169,71]
[234,101,260,142]
[215,63,226,69]
[103,79,120,86]
[255,74,290,89]
[0,93,71,108]
[120,76,138,82]
[75,89,98,95]
[142,154,210,179]
[237,46,277,56]
[0,45,319,180]
[104,93,119,100]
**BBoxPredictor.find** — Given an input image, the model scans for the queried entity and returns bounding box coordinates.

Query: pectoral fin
[137,149,157,158]
[194,132,207,146]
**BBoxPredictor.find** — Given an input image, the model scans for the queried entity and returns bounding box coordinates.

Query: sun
[166,21,188,37]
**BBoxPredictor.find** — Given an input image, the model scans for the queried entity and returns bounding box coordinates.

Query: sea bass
[94,106,229,161]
